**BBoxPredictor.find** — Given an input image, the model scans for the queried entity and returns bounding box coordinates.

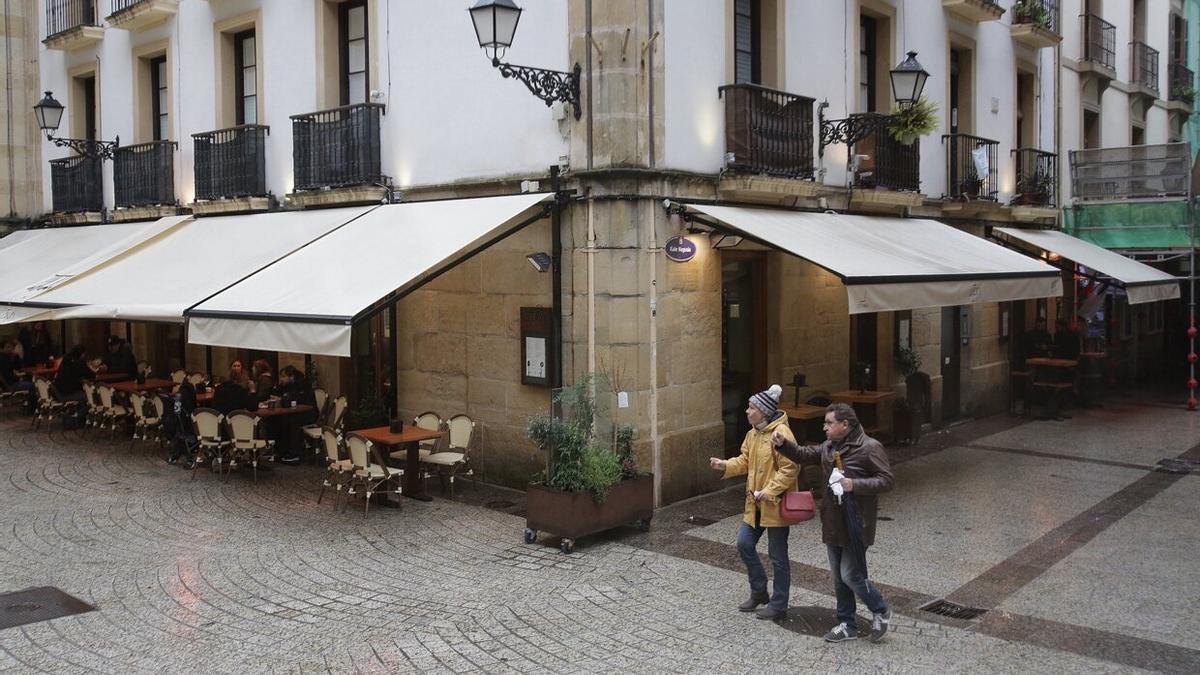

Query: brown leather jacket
[774,428,893,547]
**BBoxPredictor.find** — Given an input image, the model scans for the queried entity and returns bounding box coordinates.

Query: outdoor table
[352,425,447,502]
[195,390,214,403]
[17,365,58,378]
[778,403,826,442]
[1026,358,1078,418]
[252,403,314,418]
[92,372,132,383]
[112,378,175,394]
[830,390,895,438]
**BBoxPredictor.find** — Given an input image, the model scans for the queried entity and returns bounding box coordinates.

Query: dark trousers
[736,522,791,611]
[826,544,887,630]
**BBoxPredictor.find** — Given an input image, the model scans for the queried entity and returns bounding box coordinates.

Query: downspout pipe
[551,165,564,389]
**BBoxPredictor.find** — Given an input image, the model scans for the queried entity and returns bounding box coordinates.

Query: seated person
[1018,318,1053,362]
[267,365,318,465]
[165,382,198,467]
[0,340,36,398]
[101,336,139,379]
[1052,319,1081,360]
[212,368,253,417]
[52,345,94,424]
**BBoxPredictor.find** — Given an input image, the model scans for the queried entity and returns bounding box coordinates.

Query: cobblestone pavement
[0,402,1196,673]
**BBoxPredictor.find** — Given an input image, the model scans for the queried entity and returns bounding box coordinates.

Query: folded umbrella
[833,452,869,578]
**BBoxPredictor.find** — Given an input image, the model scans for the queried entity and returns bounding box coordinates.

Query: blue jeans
[736,522,791,611]
[826,544,887,630]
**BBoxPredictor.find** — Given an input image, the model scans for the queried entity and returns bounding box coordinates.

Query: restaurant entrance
[941,305,962,420]
[721,253,766,456]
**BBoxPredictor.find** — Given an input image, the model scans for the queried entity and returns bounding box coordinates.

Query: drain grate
[775,606,869,638]
[0,587,94,630]
[484,499,517,510]
[918,598,987,620]
[1154,458,1200,474]
[685,515,717,526]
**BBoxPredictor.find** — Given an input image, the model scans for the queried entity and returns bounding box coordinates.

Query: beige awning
[993,227,1181,305]
[683,204,1063,313]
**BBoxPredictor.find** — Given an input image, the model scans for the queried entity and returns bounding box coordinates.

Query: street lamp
[467,0,581,120]
[819,51,930,157]
[33,91,119,160]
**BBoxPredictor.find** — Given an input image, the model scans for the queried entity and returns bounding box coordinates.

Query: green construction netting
[1064,201,1197,249]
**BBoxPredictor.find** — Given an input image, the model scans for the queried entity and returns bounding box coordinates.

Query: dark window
[339,0,369,105]
[234,30,257,125]
[1171,14,1187,64]
[734,0,760,84]
[1131,126,1144,146]
[81,76,96,141]
[949,49,961,132]
[150,55,168,140]
[860,16,877,112]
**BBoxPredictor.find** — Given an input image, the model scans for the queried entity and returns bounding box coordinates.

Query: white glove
[828,467,845,502]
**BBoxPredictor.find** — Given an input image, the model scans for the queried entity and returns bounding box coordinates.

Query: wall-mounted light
[526,251,552,272]
[710,233,744,250]
[33,91,119,159]
[819,51,929,157]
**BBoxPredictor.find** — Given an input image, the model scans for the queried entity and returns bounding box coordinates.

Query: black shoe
[182,459,197,470]
[738,594,769,612]
[755,606,786,621]
[823,622,858,643]
[868,607,892,643]
[278,455,301,465]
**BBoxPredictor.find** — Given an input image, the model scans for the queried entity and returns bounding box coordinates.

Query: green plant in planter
[527,376,638,502]
[345,394,389,430]
[1011,0,1050,29]
[1016,170,1054,203]
[888,96,939,145]
[1172,84,1197,103]
[894,345,922,379]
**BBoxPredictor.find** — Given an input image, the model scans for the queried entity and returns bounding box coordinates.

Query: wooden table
[352,426,447,502]
[17,365,58,378]
[1026,358,1078,417]
[831,390,895,438]
[779,403,827,443]
[93,372,132,383]
[112,378,176,394]
[252,403,314,418]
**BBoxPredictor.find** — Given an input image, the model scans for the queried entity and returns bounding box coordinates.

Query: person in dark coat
[771,403,893,644]
[101,336,139,379]
[270,366,317,464]
[1052,319,1081,360]
[52,345,93,423]
[165,381,198,466]
[211,374,253,417]
[19,322,56,367]
[1018,318,1053,362]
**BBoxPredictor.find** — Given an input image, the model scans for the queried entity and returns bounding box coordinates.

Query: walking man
[771,403,893,642]
[708,384,798,620]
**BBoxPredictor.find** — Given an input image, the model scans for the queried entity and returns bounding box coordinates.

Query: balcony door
[339,0,369,105]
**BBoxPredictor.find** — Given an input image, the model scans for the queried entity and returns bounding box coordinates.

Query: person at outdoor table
[19,322,55,367]
[52,345,93,424]
[1018,318,1053,361]
[267,365,316,465]
[227,359,250,388]
[165,381,198,467]
[0,340,35,396]
[1052,318,1081,361]
[250,359,273,401]
[212,367,253,416]
[100,336,139,379]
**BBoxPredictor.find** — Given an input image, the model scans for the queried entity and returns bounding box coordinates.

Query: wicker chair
[32,377,75,431]
[317,427,352,506]
[227,410,273,483]
[96,384,129,438]
[345,433,403,517]
[423,414,475,498]
[191,408,232,480]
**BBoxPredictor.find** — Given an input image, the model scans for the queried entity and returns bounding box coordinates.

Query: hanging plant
[888,96,939,146]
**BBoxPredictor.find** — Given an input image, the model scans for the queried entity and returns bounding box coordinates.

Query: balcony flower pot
[888,96,939,146]
[525,475,654,554]
[960,178,983,199]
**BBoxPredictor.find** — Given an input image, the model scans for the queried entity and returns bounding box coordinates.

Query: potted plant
[1172,84,1196,105]
[888,96,939,146]
[960,164,983,199]
[1011,0,1050,29]
[892,346,925,445]
[523,376,653,554]
[1015,170,1052,205]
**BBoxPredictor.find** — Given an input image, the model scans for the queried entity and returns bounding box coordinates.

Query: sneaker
[738,593,769,612]
[279,455,301,465]
[755,606,786,621]
[823,622,858,643]
[868,607,892,643]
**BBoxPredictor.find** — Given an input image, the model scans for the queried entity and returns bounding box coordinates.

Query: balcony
[1009,0,1060,49]
[114,141,176,210]
[50,154,103,215]
[1011,148,1058,208]
[719,84,815,180]
[192,125,270,213]
[1069,143,1190,202]
[1080,14,1116,80]
[943,133,999,201]
[850,114,920,193]
[942,0,1004,24]
[1130,41,1160,100]
[289,103,385,206]
[43,0,103,51]
[1168,62,1194,109]
[106,0,178,32]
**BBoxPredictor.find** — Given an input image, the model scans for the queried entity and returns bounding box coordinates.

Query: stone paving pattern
[0,401,1196,673]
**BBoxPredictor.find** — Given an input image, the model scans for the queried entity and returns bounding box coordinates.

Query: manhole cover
[0,587,94,630]
[1155,458,1200,474]
[775,606,869,638]
[685,515,716,526]
[919,598,987,620]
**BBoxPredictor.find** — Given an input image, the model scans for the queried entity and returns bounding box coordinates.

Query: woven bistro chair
[317,427,353,507]
[412,411,445,460]
[32,377,75,431]
[191,408,232,480]
[302,388,332,458]
[80,381,104,431]
[128,392,154,448]
[227,410,273,483]
[96,384,129,438]
[186,372,207,387]
[345,433,403,518]
[422,414,475,498]
[170,369,187,385]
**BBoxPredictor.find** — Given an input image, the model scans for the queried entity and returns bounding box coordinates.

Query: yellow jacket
[722,412,799,527]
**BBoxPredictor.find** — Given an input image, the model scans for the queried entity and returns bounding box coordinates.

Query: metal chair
[423,413,475,498]
[227,410,272,483]
[345,433,403,518]
[317,427,352,506]
[96,384,129,438]
[191,408,232,480]
[412,410,444,460]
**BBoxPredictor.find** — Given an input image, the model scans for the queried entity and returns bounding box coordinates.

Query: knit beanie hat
[749,384,783,417]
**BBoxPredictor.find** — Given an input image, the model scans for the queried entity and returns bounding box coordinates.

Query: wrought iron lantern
[33,91,118,159]
[889,51,930,106]
[819,52,929,157]
[467,0,581,120]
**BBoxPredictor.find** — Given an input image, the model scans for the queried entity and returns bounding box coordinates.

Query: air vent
[919,598,988,620]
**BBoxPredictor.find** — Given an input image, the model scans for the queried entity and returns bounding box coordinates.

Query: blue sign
[664,236,697,263]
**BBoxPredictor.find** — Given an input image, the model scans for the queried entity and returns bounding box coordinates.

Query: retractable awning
[188,193,553,357]
[0,216,190,323]
[993,227,1181,305]
[21,208,372,323]
[683,204,1062,313]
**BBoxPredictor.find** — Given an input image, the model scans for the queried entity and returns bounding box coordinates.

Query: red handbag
[779,490,816,524]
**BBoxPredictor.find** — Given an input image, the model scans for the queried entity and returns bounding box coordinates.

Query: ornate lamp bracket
[493,60,582,120]
[47,135,120,160]
[817,100,895,158]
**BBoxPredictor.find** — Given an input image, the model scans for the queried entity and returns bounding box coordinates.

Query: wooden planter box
[524,474,654,553]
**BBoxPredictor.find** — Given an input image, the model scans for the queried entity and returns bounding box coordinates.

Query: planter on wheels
[524,474,654,553]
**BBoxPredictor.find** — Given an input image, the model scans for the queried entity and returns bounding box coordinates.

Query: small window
[150,56,168,140]
[733,0,759,84]
[234,30,257,125]
[340,0,368,105]
[859,17,876,112]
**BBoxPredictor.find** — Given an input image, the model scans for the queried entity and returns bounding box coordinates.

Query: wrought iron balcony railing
[114,140,176,207]
[1070,143,1191,201]
[943,133,999,200]
[109,0,149,14]
[291,103,384,192]
[1082,14,1116,71]
[45,0,97,38]
[50,155,103,213]
[849,113,920,192]
[718,83,815,179]
[1011,0,1059,34]
[1131,41,1159,94]
[1011,148,1058,207]
[1169,62,1195,104]
[192,125,269,201]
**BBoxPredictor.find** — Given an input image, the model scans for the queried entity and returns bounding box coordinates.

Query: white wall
[38,0,570,212]
[662,0,725,174]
